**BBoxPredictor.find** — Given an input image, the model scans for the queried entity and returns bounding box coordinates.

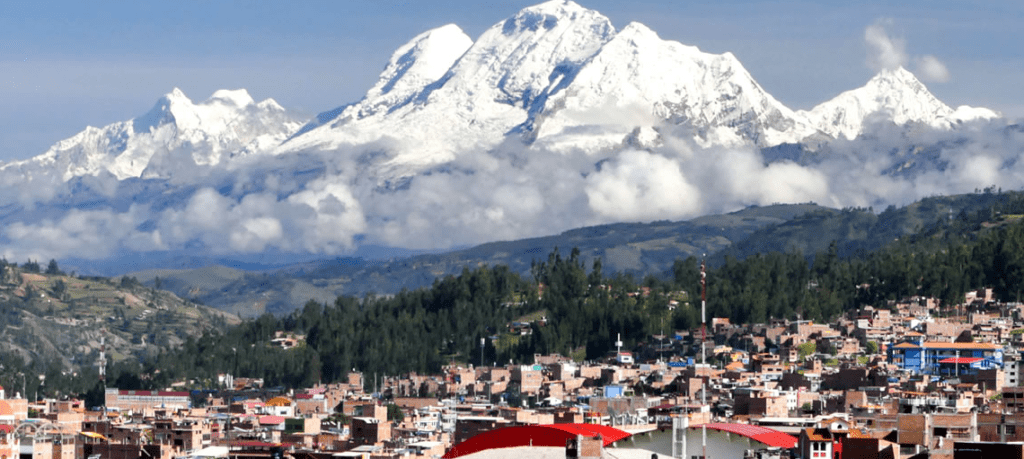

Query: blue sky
[2,0,1021,162]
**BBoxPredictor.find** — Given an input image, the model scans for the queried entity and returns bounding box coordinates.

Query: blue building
[888,340,1003,375]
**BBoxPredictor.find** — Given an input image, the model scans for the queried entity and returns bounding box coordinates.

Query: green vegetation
[386,404,404,422]
[100,199,1024,390]
[0,258,238,400]
[14,190,1024,399]
[797,342,817,360]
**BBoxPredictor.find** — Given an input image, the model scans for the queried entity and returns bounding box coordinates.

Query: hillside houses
[5,290,1024,458]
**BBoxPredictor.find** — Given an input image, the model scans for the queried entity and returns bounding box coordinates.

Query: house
[798,428,834,459]
[888,341,1003,375]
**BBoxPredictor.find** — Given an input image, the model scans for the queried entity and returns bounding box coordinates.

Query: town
[1,287,1022,459]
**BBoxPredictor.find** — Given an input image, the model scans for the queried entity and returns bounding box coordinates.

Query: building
[443,424,631,459]
[953,441,1024,458]
[104,389,191,413]
[888,341,1003,375]
[617,422,797,459]
[797,428,833,459]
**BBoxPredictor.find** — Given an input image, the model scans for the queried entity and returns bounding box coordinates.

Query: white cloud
[915,55,951,83]
[0,113,1021,264]
[864,20,952,84]
[865,19,907,72]
[1,206,163,261]
[585,149,701,220]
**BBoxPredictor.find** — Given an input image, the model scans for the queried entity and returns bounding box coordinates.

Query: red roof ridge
[442,423,632,459]
[690,423,798,449]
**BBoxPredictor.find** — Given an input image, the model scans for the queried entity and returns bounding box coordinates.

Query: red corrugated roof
[442,423,632,458]
[938,357,984,364]
[691,423,798,448]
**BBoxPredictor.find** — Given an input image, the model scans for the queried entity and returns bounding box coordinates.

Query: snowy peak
[502,0,600,37]
[2,88,301,181]
[135,88,264,135]
[358,24,473,118]
[531,20,817,149]
[286,24,473,140]
[210,89,256,107]
[279,0,620,173]
[430,0,615,108]
[800,67,957,140]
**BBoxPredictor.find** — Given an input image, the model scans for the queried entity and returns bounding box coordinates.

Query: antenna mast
[98,331,107,412]
[700,257,707,459]
[616,333,623,360]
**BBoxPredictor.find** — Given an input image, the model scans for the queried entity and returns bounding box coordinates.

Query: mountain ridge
[4,1,1000,185]
[799,66,998,140]
[0,0,1011,268]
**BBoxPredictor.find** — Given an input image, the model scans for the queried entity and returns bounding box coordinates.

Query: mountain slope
[0,0,1009,269]
[0,263,240,371]
[131,203,825,316]
[278,0,830,180]
[289,23,474,138]
[129,192,1024,317]
[799,67,999,140]
[1,89,301,182]
[531,21,818,151]
[280,0,617,180]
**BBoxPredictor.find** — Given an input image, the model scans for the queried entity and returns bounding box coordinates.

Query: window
[1008,425,1017,435]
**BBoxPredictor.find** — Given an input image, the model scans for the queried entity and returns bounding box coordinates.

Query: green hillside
[0,260,240,388]
[131,203,825,316]
[131,191,1024,318]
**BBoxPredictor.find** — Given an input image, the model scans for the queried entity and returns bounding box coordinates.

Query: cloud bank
[2,116,1020,264]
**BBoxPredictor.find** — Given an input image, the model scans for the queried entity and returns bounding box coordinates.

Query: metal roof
[938,357,984,364]
[442,423,632,458]
[690,423,798,448]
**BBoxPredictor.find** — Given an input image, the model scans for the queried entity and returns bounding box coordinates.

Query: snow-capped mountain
[529,21,819,151]
[282,0,823,175]
[0,0,1013,266]
[7,1,1002,187]
[1,88,301,181]
[280,0,619,179]
[799,67,999,140]
[290,23,474,138]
